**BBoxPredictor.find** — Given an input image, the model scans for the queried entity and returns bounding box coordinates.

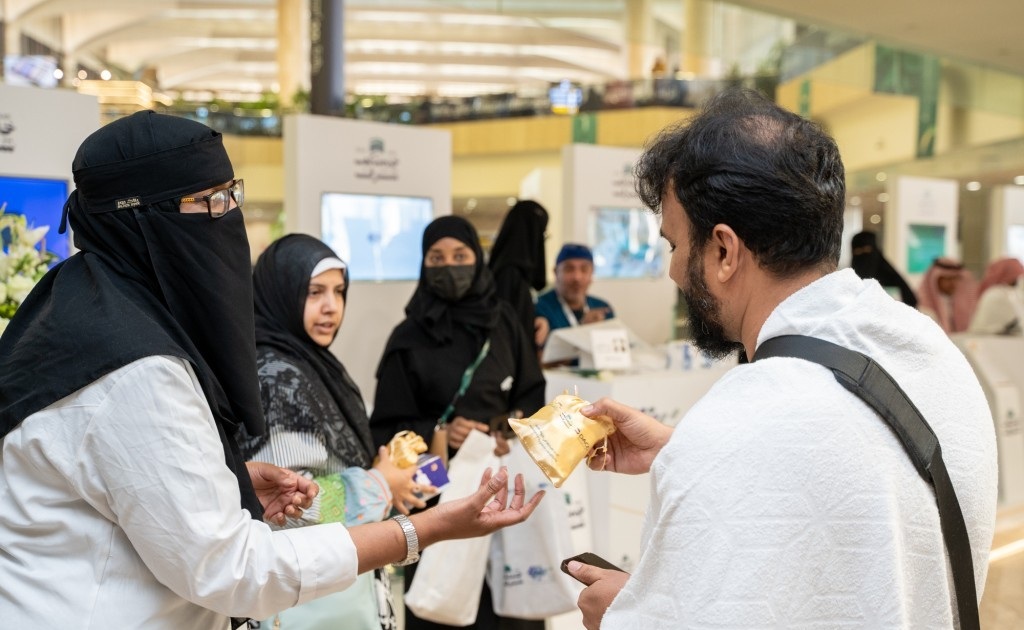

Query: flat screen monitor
[320,192,434,281]
[589,206,663,279]
[906,223,946,274]
[0,175,69,260]
[1006,224,1024,260]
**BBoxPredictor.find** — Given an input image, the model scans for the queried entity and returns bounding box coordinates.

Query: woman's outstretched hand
[349,466,543,574]
[412,466,543,544]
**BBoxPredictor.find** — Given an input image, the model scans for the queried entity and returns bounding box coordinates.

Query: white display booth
[953,334,1024,509]
[0,85,99,257]
[883,175,960,284]
[560,144,678,347]
[989,185,1024,262]
[284,115,452,401]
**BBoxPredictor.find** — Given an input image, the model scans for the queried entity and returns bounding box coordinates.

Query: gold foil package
[509,393,615,488]
[386,430,428,468]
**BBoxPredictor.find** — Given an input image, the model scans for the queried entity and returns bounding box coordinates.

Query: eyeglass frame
[179,179,244,218]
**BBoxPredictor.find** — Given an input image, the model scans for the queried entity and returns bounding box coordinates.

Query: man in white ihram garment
[566,88,997,629]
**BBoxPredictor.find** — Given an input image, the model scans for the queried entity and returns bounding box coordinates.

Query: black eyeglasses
[180,179,244,218]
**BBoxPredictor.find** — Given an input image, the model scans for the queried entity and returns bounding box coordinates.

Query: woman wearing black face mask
[370,216,546,630]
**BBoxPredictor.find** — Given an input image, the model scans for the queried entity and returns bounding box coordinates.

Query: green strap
[437,339,491,426]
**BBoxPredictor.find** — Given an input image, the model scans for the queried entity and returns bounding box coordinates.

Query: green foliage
[0,205,58,335]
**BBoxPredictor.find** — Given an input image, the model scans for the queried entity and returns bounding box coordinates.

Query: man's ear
[710,224,742,284]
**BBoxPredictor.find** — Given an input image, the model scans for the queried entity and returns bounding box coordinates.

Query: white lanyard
[557,294,587,327]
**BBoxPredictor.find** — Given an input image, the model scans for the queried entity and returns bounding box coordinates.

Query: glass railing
[153,74,779,137]
[779,27,868,82]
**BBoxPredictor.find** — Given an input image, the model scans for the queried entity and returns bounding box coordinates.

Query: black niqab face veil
[488,199,549,291]
[0,110,265,518]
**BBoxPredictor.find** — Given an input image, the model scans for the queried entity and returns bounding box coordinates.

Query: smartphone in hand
[560,552,625,582]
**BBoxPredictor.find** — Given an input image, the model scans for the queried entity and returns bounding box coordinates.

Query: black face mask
[424,264,475,302]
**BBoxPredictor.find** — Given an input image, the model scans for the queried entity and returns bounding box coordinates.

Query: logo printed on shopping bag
[527,566,550,582]
[503,565,523,587]
[564,491,587,531]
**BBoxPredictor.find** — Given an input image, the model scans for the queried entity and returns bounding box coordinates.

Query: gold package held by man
[386,430,428,468]
[509,393,615,488]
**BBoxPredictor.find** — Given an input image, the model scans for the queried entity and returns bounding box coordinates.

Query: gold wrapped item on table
[509,393,615,488]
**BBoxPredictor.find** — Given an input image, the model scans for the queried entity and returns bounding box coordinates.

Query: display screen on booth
[0,175,69,260]
[320,192,434,281]
[906,223,946,274]
[589,206,663,278]
[1007,225,1024,260]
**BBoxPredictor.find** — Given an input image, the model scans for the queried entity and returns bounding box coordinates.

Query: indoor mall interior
[1,1,1023,628]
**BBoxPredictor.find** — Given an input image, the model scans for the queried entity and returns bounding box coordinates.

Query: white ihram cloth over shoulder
[601,269,998,629]
[0,355,358,629]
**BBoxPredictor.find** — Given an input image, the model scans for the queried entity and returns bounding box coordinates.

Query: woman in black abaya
[850,231,918,308]
[488,199,550,349]
[371,216,545,630]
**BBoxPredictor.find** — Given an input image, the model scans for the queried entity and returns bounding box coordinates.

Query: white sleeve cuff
[278,522,358,605]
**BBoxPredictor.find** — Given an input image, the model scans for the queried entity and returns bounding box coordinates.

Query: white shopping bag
[405,429,500,626]
[487,439,583,619]
[560,453,594,555]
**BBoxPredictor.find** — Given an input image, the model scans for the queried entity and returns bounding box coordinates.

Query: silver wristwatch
[391,514,420,566]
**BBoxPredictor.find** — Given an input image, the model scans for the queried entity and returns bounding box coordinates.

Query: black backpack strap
[754,334,979,630]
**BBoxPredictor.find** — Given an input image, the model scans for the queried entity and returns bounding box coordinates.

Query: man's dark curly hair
[635,87,845,277]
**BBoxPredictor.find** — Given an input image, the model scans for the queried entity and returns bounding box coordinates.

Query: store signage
[353,136,400,183]
[610,161,637,200]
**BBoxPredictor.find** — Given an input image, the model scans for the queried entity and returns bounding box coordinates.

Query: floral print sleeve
[316,467,392,526]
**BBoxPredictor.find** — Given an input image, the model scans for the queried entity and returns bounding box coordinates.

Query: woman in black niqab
[488,199,549,344]
[371,215,546,630]
[850,230,918,308]
[394,215,501,348]
[0,110,265,517]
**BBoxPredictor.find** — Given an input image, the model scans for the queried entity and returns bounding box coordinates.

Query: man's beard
[683,248,744,360]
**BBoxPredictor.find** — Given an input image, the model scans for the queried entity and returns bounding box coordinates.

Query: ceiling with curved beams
[2,0,640,99]
[3,0,1023,101]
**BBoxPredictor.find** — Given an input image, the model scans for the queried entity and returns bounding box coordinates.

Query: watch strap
[391,514,420,566]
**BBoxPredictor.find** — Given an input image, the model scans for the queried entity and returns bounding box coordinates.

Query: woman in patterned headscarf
[241,233,423,630]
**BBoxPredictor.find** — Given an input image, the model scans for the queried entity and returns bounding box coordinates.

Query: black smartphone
[560,552,625,581]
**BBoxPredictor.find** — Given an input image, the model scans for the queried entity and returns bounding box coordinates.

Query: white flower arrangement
[0,202,57,337]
